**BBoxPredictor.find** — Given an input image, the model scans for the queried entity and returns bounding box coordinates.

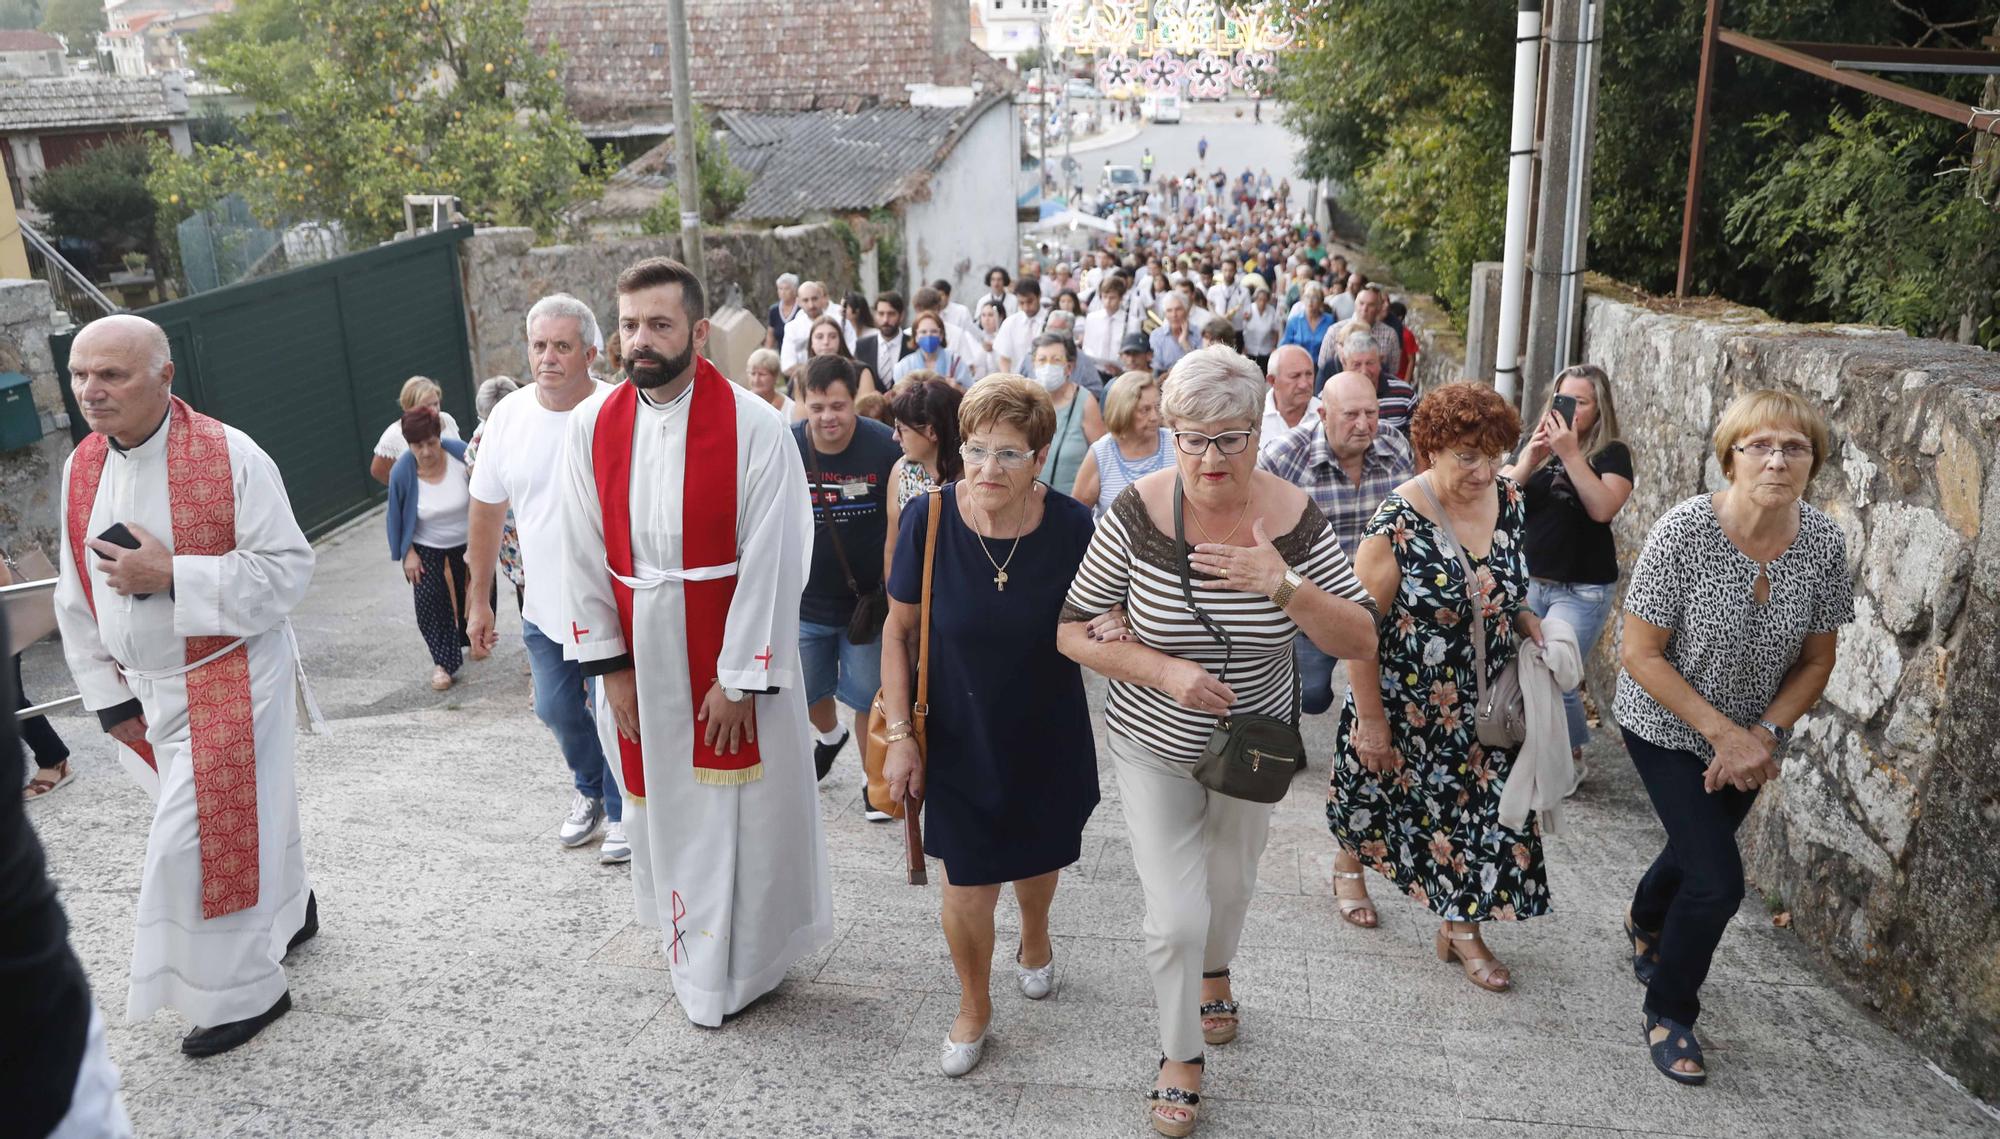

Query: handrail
[17,219,122,318]
[18,694,81,720]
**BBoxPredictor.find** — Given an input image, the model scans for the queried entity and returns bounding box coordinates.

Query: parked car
[1143,93,1183,123]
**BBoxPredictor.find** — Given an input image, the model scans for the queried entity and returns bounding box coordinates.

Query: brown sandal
[1435,925,1511,992]
[23,760,71,803]
[1332,869,1378,928]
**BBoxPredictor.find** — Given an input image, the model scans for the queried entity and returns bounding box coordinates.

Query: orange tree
[151,0,611,247]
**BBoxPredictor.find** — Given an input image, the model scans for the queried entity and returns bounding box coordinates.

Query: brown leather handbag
[861,491,942,884]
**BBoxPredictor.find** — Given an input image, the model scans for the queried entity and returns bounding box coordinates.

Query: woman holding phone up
[1501,364,1635,791]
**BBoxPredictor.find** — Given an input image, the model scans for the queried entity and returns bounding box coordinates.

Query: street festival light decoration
[1056,0,1299,98]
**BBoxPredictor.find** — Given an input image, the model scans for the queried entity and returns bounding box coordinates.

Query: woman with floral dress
[1329,381,1548,992]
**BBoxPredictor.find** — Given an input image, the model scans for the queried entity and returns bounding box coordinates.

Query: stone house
[0,73,193,209]
[528,0,1020,304]
[0,30,67,79]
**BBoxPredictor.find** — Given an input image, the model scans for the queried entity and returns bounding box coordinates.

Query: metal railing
[17,220,122,324]
[2,576,82,721]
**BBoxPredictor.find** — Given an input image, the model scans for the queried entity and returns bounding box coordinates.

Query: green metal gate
[52,225,477,538]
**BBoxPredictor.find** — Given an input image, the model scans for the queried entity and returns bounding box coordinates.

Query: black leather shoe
[182,991,292,1057]
[813,732,849,782]
[286,891,319,955]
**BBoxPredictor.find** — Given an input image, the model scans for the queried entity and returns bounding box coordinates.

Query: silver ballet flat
[1016,950,1056,1000]
[940,1028,988,1077]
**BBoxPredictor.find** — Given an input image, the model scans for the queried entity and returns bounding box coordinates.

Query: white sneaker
[558,792,604,847]
[939,1027,988,1077]
[600,821,631,864]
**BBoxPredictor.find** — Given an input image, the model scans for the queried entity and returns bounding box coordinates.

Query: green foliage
[37,0,100,52]
[1275,0,1997,342]
[0,0,43,31]
[1014,46,1046,77]
[639,108,749,235]
[1725,108,2000,348]
[29,141,157,257]
[152,0,613,247]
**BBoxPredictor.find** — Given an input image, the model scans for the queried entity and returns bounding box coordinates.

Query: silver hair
[1160,346,1265,427]
[1044,310,1077,335]
[775,273,799,289]
[1342,330,1380,358]
[1300,283,1325,305]
[525,294,603,353]
[1160,291,1188,313]
[1265,343,1312,377]
[476,375,520,419]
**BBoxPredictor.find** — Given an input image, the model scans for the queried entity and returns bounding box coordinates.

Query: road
[1081,114,1306,189]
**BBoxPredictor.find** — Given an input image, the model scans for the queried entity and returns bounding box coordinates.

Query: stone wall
[460,224,856,382]
[0,281,73,561]
[1577,283,2000,1100]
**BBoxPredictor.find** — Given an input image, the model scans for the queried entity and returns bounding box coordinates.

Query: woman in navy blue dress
[881,375,1101,1079]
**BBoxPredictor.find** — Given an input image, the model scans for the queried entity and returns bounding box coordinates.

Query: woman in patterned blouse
[1616,390,1851,1087]
[1330,381,1549,994]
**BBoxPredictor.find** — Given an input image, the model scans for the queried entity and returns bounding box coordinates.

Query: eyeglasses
[1445,450,1505,470]
[1733,442,1814,463]
[960,444,1035,470]
[1173,429,1255,456]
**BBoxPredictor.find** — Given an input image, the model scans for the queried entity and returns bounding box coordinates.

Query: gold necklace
[1187,492,1253,546]
[971,490,1030,591]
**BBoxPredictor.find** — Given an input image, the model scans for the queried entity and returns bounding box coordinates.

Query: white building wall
[904,98,1018,304]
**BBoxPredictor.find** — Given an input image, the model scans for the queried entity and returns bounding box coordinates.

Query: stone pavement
[23,511,2000,1138]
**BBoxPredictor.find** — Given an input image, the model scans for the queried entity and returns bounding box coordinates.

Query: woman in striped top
[1059,347,1378,1137]
[1071,370,1173,516]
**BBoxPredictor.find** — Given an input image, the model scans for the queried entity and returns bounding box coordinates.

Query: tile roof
[0,30,64,52]
[579,97,999,224]
[0,76,188,132]
[527,0,1011,129]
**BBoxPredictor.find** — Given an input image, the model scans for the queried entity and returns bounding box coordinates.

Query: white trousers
[1107,731,1274,1063]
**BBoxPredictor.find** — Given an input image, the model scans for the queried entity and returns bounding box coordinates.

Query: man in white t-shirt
[466,294,628,865]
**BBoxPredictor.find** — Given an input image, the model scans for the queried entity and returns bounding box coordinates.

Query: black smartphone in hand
[93,522,153,599]
[1551,394,1578,427]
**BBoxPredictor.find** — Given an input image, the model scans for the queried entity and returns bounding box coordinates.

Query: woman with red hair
[1329,381,1548,993]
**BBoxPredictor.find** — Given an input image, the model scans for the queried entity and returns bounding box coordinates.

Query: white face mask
[1034,362,1068,392]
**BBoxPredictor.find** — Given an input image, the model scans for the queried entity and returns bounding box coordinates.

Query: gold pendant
[994,570,1008,591]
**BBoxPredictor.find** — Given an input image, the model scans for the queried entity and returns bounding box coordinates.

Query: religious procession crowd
[14,165,1856,1134]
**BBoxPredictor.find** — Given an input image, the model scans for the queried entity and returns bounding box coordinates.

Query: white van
[1143,93,1183,124]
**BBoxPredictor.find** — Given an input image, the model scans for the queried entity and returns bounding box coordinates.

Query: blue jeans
[1294,637,1339,716]
[522,619,621,823]
[798,619,882,713]
[1525,579,1615,751]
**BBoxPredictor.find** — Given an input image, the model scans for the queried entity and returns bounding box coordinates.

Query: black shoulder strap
[1172,473,1233,686]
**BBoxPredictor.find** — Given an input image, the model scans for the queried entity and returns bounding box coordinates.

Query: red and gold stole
[67,397,262,919]
[591,357,762,796]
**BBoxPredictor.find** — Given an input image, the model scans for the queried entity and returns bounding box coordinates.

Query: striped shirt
[1062,487,1375,762]
[1085,428,1174,515]
[1256,421,1414,560]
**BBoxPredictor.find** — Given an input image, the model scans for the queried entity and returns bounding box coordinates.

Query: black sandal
[1623,912,1661,987]
[1644,1013,1707,1086]
[1147,1055,1203,1137]
[1199,968,1237,1045]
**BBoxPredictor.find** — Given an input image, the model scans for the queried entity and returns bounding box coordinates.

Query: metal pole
[1523,0,1580,417]
[1555,0,1602,372]
[1676,0,1721,297]
[1493,0,1543,404]
[1039,20,1050,201]
[666,0,706,280]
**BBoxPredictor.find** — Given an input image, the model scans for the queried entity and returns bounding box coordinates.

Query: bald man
[778,280,853,370]
[1258,345,1321,442]
[54,314,318,1057]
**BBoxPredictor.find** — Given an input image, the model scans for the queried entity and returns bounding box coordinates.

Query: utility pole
[1038,19,1051,201]
[666,0,706,281]
[1522,0,1599,417]
[1493,0,1543,405]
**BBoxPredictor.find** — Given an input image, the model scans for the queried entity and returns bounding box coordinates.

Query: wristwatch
[1757,719,1791,747]
[723,686,750,703]
[1270,567,1304,610]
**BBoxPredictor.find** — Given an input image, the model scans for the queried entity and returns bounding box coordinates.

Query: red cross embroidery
[571,622,590,642]
[754,646,773,671]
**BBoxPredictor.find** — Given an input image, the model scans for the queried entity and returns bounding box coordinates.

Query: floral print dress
[1327,477,1551,924]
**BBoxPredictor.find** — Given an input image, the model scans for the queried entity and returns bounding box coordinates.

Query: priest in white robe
[53,314,317,1057]
[561,257,833,1027]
